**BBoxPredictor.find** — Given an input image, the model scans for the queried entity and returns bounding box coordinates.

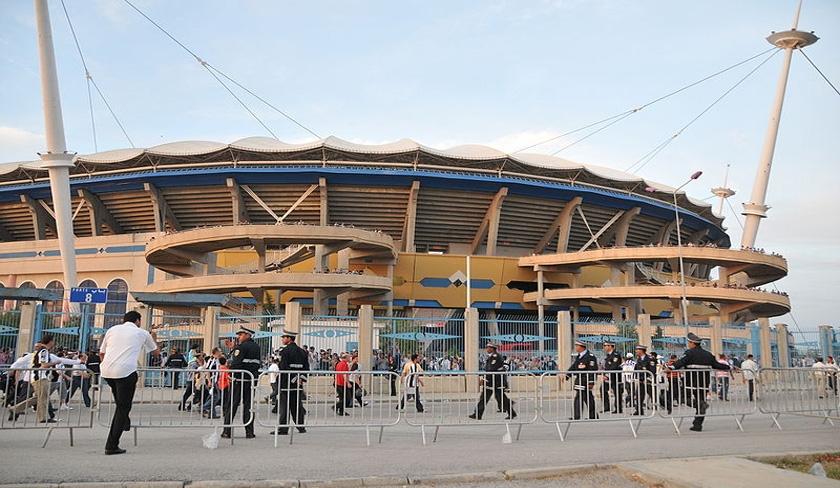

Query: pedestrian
[739,354,759,402]
[221,326,260,439]
[164,348,187,389]
[566,340,597,420]
[272,328,308,435]
[633,345,655,416]
[827,356,839,395]
[601,340,623,414]
[812,357,829,398]
[30,337,56,423]
[667,333,730,432]
[397,353,424,412]
[267,357,280,413]
[334,353,351,416]
[469,343,516,420]
[387,354,399,396]
[621,352,635,408]
[715,353,732,401]
[99,311,160,455]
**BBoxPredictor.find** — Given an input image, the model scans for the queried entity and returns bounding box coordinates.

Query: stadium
[0,135,806,365]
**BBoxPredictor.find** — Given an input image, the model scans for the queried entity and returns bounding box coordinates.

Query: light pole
[647,170,702,337]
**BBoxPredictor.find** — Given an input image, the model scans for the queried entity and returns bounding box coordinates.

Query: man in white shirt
[99,311,159,455]
[739,354,759,402]
[812,357,829,398]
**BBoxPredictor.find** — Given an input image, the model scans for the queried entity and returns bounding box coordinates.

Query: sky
[0,0,838,331]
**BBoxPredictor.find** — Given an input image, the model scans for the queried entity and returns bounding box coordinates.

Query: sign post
[70,287,108,351]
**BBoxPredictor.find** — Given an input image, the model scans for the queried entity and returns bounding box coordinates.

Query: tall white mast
[740,0,818,248]
[711,163,735,218]
[34,0,77,293]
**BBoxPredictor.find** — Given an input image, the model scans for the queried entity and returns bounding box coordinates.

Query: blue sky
[1,0,838,330]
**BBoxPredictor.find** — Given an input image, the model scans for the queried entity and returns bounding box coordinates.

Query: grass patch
[754,452,840,480]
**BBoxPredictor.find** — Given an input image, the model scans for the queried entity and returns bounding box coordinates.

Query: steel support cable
[121,0,321,140]
[723,196,805,337]
[60,0,134,149]
[549,110,636,156]
[514,47,778,154]
[798,49,840,98]
[626,48,781,174]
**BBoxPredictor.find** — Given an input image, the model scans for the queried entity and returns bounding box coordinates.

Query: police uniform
[469,344,516,420]
[632,345,656,415]
[274,329,309,435]
[670,333,730,431]
[222,327,261,438]
[568,341,598,419]
[601,342,624,413]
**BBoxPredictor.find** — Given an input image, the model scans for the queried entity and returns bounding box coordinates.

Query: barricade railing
[96,367,255,445]
[758,367,840,429]
[657,367,758,435]
[540,370,656,441]
[255,370,400,447]
[1,367,96,447]
[403,371,540,445]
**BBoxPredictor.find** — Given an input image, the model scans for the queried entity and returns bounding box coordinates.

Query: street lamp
[646,170,702,337]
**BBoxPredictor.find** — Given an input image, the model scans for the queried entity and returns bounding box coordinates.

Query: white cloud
[0,126,44,162]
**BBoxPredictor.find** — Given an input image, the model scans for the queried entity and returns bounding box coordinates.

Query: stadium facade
[0,136,800,362]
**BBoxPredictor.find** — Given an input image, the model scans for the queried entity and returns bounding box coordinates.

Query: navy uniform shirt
[671,346,729,388]
[568,349,598,387]
[228,338,261,380]
[276,342,309,390]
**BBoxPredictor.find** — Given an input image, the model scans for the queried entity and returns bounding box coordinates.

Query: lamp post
[647,170,702,337]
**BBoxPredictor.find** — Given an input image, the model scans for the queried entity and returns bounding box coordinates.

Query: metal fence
[217,313,284,357]
[758,367,839,429]
[1,366,95,447]
[403,370,540,445]
[657,368,758,434]
[255,370,400,446]
[378,315,466,371]
[540,370,656,440]
[96,368,256,445]
[479,316,557,372]
[0,310,21,363]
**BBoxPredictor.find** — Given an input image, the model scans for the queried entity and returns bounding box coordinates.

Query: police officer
[568,339,598,420]
[668,332,730,432]
[633,344,656,415]
[222,326,261,439]
[273,328,309,436]
[468,343,516,420]
[601,340,624,414]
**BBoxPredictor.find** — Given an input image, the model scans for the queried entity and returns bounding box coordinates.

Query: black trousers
[633,381,649,415]
[399,387,424,412]
[602,373,623,412]
[335,386,349,414]
[223,378,254,436]
[104,372,137,451]
[475,386,514,419]
[573,386,596,419]
[747,379,755,402]
[689,387,709,428]
[278,389,305,430]
[389,375,397,396]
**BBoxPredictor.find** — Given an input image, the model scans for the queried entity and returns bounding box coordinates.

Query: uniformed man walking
[273,328,309,435]
[633,344,656,415]
[567,340,598,420]
[668,332,730,431]
[468,343,516,420]
[601,340,624,414]
[222,326,261,439]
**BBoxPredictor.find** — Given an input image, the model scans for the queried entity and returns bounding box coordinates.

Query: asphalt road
[0,414,838,484]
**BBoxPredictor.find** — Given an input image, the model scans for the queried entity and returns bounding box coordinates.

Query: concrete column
[758,317,773,368]
[709,316,723,356]
[537,270,545,354]
[137,304,151,370]
[776,323,790,368]
[556,310,572,369]
[637,314,652,351]
[285,301,302,335]
[202,306,220,353]
[16,301,37,354]
[748,323,759,357]
[818,325,834,360]
[336,249,351,315]
[358,305,373,371]
[464,308,479,392]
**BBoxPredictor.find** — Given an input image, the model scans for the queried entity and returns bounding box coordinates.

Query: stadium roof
[0,136,720,223]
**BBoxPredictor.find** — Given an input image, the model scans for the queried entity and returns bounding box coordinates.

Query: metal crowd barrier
[540,370,656,441]
[255,370,401,447]
[758,367,840,429]
[1,367,96,447]
[96,367,255,445]
[403,371,540,445]
[657,367,758,435]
